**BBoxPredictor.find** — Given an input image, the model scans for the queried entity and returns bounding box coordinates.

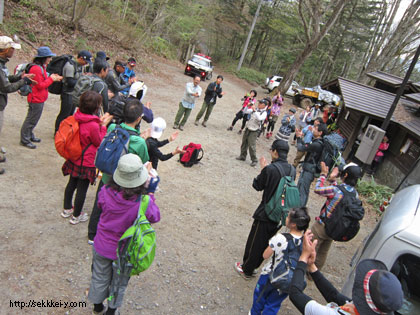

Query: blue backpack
[269,233,305,293]
[95,125,138,175]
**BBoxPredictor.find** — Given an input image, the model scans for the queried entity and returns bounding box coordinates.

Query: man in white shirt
[236,99,268,167]
[173,76,202,131]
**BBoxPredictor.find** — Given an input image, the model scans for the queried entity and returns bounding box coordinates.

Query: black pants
[88,180,104,241]
[64,176,90,217]
[55,93,75,132]
[242,219,280,276]
[231,111,248,130]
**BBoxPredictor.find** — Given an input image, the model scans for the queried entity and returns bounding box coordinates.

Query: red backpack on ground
[55,116,83,160]
[179,143,204,167]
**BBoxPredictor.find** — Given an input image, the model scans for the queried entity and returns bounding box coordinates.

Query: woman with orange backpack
[60,91,112,224]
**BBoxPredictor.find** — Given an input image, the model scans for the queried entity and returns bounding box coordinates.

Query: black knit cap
[271,139,289,154]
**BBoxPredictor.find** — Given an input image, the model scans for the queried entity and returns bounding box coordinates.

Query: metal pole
[237,0,264,72]
[381,44,420,130]
[0,0,4,24]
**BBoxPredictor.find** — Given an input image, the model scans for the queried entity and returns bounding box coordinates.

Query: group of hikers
[0,35,403,315]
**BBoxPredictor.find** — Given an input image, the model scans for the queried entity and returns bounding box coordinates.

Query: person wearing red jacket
[20,46,62,149]
[61,91,112,225]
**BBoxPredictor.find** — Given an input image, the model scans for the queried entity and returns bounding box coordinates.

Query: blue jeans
[251,274,288,315]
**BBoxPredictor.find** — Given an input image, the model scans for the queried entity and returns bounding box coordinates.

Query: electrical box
[355,125,386,164]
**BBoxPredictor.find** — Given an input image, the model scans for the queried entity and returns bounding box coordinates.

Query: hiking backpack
[71,75,104,107]
[114,194,156,276]
[264,163,300,225]
[108,95,127,125]
[316,137,343,175]
[55,116,85,160]
[179,143,203,167]
[95,125,138,175]
[269,233,305,293]
[323,185,364,242]
[47,54,75,95]
[13,63,43,96]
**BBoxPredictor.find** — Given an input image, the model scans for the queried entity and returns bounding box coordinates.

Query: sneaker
[250,161,258,167]
[61,208,74,218]
[236,156,245,161]
[238,129,242,134]
[92,304,107,315]
[69,212,89,225]
[202,121,207,127]
[179,125,184,131]
[227,126,233,131]
[173,124,179,129]
[234,262,253,280]
[194,120,199,126]
[0,168,4,175]
[88,239,94,245]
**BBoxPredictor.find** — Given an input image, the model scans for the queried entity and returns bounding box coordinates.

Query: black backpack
[108,95,127,124]
[315,137,342,174]
[323,185,364,242]
[47,54,75,94]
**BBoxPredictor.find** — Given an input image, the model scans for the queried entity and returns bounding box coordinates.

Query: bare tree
[359,0,420,83]
[71,0,96,32]
[275,0,351,95]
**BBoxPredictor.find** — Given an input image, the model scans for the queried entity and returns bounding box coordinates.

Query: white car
[184,53,213,80]
[264,75,299,96]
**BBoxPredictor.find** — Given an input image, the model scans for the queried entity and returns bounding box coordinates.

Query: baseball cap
[128,57,136,65]
[150,117,166,139]
[0,36,21,50]
[271,139,289,154]
[289,108,297,113]
[96,51,110,60]
[77,50,93,62]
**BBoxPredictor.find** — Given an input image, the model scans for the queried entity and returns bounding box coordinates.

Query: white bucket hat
[0,36,21,50]
[113,154,148,188]
[151,117,166,139]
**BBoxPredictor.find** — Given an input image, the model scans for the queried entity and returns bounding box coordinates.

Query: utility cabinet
[355,125,386,164]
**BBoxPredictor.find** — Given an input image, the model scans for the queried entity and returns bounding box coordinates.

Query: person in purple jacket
[88,153,160,315]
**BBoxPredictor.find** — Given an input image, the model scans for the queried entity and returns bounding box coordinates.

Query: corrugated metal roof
[337,77,420,137]
[405,93,420,103]
[366,71,410,86]
[338,77,401,119]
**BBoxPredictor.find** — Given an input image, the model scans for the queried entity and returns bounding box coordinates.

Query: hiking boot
[0,168,4,175]
[194,120,199,126]
[202,121,207,127]
[179,125,184,131]
[92,304,107,315]
[69,212,89,225]
[227,126,233,131]
[236,156,245,161]
[31,136,41,143]
[173,124,179,129]
[250,161,258,167]
[238,129,243,135]
[61,208,74,218]
[20,141,36,149]
[234,262,254,280]
[0,155,5,163]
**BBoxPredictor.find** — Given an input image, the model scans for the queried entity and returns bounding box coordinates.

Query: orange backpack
[55,116,83,160]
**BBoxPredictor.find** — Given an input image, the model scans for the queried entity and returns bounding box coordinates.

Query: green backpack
[114,194,156,276]
[264,163,300,225]
[71,75,104,107]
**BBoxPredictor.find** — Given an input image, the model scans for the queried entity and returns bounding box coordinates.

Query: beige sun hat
[0,36,21,50]
[113,154,148,188]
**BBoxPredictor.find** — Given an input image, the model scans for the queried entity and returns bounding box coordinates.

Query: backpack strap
[138,194,150,219]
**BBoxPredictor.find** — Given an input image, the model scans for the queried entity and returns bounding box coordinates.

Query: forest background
[1,0,420,91]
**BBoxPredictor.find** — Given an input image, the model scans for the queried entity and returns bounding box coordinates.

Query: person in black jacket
[146,117,183,170]
[235,139,295,279]
[194,75,225,127]
[296,123,328,207]
[105,60,132,95]
[289,230,403,315]
[0,36,34,174]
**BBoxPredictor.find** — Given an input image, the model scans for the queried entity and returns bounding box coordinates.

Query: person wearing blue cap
[54,50,92,132]
[20,46,62,149]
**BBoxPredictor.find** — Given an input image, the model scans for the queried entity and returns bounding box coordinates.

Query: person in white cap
[146,117,184,170]
[0,36,35,174]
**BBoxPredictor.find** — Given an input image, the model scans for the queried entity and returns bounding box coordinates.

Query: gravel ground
[0,57,377,314]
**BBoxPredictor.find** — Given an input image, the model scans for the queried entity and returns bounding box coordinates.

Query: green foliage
[73,38,91,52]
[357,178,393,215]
[229,65,266,85]
[147,37,175,59]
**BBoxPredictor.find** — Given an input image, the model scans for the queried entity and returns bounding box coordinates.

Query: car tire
[300,98,313,108]
[206,72,212,80]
